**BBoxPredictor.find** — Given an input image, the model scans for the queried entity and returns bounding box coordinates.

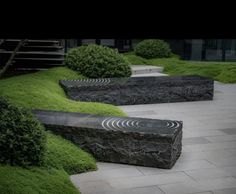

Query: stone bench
[33,109,183,169]
[59,76,214,105]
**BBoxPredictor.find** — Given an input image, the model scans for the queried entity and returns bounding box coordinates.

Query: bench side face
[60,76,214,105]
[44,124,182,169]
[33,110,183,169]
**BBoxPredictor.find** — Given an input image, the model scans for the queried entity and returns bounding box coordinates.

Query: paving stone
[70,81,236,194]
[219,128,236,135]
[125,110,156,116]
[221,166,236,176]
[183,141,236,152]
[70,180,113,194]
[183,137,211,145]
[91,186,165,194]
[185,168,231,181]
[96,162,134,171]
[71,167,143,182]
[171,159,216,171]
[212,187,236,194]
[207,156,236,167]
[205,135,236,143]
[159,177,236,194]
[107,172,192,189]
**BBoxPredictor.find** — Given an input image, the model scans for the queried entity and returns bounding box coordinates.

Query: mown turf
[0,67,128,194]
[0,67,126,116]
[0,131,95,194]
[123,52,236,83]
[44,132,96,175]
[0,165,80,194]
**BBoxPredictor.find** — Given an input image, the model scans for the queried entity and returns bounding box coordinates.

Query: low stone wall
[59,76,214,105]
[33,109,183,169]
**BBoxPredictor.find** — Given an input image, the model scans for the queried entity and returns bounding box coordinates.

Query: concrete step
[131,65,164,75]
[5,39,60,44]
[14,57,64,61]
[0,51,64,55]
[132,72,168,77]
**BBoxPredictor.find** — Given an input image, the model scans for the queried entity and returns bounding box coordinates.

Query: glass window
[100,39,115,47]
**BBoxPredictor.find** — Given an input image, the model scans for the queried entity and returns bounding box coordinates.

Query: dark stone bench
[59,76,214,106]
[33,109,183,169]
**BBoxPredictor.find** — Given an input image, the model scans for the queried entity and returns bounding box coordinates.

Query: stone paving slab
[71,81,236,194]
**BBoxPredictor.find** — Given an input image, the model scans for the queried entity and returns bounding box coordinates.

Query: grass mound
[124,52,236,83]
[44,132,96,175]
[0,165,80,194]
[0,67,126,116]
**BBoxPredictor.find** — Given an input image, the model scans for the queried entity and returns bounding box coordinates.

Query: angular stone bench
[33,109,183,169]
[59,76,214,106]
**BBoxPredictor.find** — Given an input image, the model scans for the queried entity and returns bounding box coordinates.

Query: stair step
[5,39,60,44]
[14,57,64,61]
[132,72,168,77]
[23,45,62,48]
[131,65,164,75]
[11,62,65,69]
[13,68,49,71]
[0,51,64,55]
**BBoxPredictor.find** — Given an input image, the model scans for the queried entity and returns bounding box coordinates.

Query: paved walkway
[70,66,236,194]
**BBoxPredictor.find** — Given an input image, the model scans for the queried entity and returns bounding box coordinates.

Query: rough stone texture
[59,76,214,105]
[33,109,183,169]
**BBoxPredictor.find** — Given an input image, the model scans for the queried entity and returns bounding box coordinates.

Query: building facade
[62,39,236,62]
[63,39,140,53]
[170,39,236,61]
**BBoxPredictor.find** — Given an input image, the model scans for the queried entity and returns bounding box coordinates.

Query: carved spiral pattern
[65,78,111,86]
[101,117,181,131]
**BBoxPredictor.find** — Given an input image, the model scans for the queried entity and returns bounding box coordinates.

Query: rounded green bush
[65,44,132,78]
[0,97,46,167]
[134,39,172,59]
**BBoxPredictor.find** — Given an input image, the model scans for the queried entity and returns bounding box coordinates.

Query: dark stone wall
[60,76,214,105]
[33,110,183,169]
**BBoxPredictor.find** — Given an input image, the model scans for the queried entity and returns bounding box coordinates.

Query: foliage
[0,97,46,167]
[65,44,132,78]
[0,67,127,117]
[134,39,172,59]
[44,132,96,175]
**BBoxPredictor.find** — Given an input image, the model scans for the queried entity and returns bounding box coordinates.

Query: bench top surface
[33,110,182,137]
[59,76,213,89]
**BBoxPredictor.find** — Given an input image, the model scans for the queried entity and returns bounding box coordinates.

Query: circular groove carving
[66,78,111,86]
[101,117,180,131]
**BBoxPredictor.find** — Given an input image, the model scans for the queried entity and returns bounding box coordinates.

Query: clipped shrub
[134,39,172,59]
[65,44,132,78]
[0,97,46,167]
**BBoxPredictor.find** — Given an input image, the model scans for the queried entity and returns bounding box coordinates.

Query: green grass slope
[0,165,80,194]
[0,67,126,116]
[44,132,96,175]
[124,52,236,83]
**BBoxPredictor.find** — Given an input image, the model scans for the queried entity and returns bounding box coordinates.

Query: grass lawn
[0,165,80,194]
[44,132,96,175]
[0,131,96,194]
[123,52,236,83]
[0,67,126,116]
[0,67,127,193]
